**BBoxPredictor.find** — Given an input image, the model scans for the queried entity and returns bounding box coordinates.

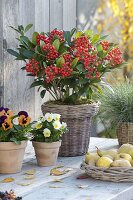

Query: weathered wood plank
[18,0,35,119]
[2,0,35,119]
[0,138,132,200]
[50,0,63,30]
[63,0,76,30]
[0,0,4,106]
[3,0,20,112]
[35,0,50,118]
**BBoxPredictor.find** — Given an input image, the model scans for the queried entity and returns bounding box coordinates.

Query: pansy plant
[0,107,32,144]
[31,113,67,143]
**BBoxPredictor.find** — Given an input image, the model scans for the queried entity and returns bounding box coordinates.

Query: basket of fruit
[80,144,133,182]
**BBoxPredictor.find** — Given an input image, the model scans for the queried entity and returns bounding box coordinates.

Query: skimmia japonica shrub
[8,24,125,104]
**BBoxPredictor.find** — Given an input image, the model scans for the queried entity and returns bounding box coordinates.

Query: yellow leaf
[77,185,89,189]
[24,169,36,175]
[24,175,35,180]
[49,185,62,188]
[1,178,14,183]
[54,165,64,169]
[50,169,67,176]
[52,179,63,183]
[64,168,73,172]
[16,181,34,186]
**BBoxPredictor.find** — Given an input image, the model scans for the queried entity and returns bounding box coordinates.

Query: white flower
[53,121,61,130]
[44,113,53,122]
[32,122,42,129]
[53,113,61,121]
[35,122,42,129]
[43,128,51,138]
[61,122,67,129]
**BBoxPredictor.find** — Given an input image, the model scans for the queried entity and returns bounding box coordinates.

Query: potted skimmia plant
[8,24,125,156]
[0,107,31,173]
[31,113,67,166]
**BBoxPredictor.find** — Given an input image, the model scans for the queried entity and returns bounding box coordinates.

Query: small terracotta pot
[0,141,27,174]
[32,141,61,166]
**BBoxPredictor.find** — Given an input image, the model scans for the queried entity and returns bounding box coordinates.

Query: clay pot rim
[32,140,61,149]
[0,140,27,150]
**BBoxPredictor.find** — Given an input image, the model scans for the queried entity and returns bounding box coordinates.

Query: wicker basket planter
[41,102,99,157]
[81,161,133,182]
[117,122,133,146]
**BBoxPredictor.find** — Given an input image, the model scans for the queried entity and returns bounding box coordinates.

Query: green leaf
[18,25,24,32]
[56,57,65,67]
[76,64,85,72]
[10,138,21,145]
[25,24,33,33]
[100,35,108,40]
[63,31,71,44]
[71,58,79,68]
[40,40,45,47]
[32,32,39,44]
[7,49,20,57]
[30,81,43,88]
[96,44,103,52]
[75,31,83,38]
[21,66,26,70]
[91,34,100,44]
[70,28,77,37]
[52,39,60,51]
[21,50,34,58]
[20,36,34,48]
[9,26,21,34]
[85,29,93,37]
[40,90,46,98]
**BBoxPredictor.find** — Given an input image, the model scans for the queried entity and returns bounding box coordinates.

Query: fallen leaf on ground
[76,174,89,179]
[77,185,89,189]
[1,178,14,183]
[49,185,62,188]
[50,169,67,176]
[64,168,73,172]
[52,179,63,183]
[24,175,35,180]
[16,181,34,186]
[24,169,36,175]
[54,165,64,169]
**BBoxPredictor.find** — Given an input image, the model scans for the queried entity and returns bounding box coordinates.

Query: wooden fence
[0,0,76,118]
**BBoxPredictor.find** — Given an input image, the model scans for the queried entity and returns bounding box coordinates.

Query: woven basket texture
[41,102,99,157]
[81,161,133,182]
[117,122,133,146]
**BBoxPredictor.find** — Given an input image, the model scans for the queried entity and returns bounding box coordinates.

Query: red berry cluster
[60,63,73,78]
[49,29,64,42]
[44,65,57,83]
[86,68,100,79]
[100,41,110,51]
[26,59,40,76]
[42,44,58,60]
[36,34,50,45]
[106,47,124,66]
[74,36,92,49]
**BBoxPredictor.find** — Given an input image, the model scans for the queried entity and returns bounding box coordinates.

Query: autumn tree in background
[95,0,133,83]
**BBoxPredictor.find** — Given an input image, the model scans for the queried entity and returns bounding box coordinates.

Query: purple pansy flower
[0,115,7,126]
[4,108,9,112]
[18,111,28,117]
[0,107,4,112]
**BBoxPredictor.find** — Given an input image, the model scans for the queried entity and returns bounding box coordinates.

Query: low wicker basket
[41,102,99,157]
[117,122,133,146]
[81,161,133,182]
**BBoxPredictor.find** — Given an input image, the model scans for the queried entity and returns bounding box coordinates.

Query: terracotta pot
[32,141,61,166]
[0,141,27,174]
[41,102,99,156]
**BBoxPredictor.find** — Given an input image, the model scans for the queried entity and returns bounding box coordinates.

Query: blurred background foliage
[77,0,133,138]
